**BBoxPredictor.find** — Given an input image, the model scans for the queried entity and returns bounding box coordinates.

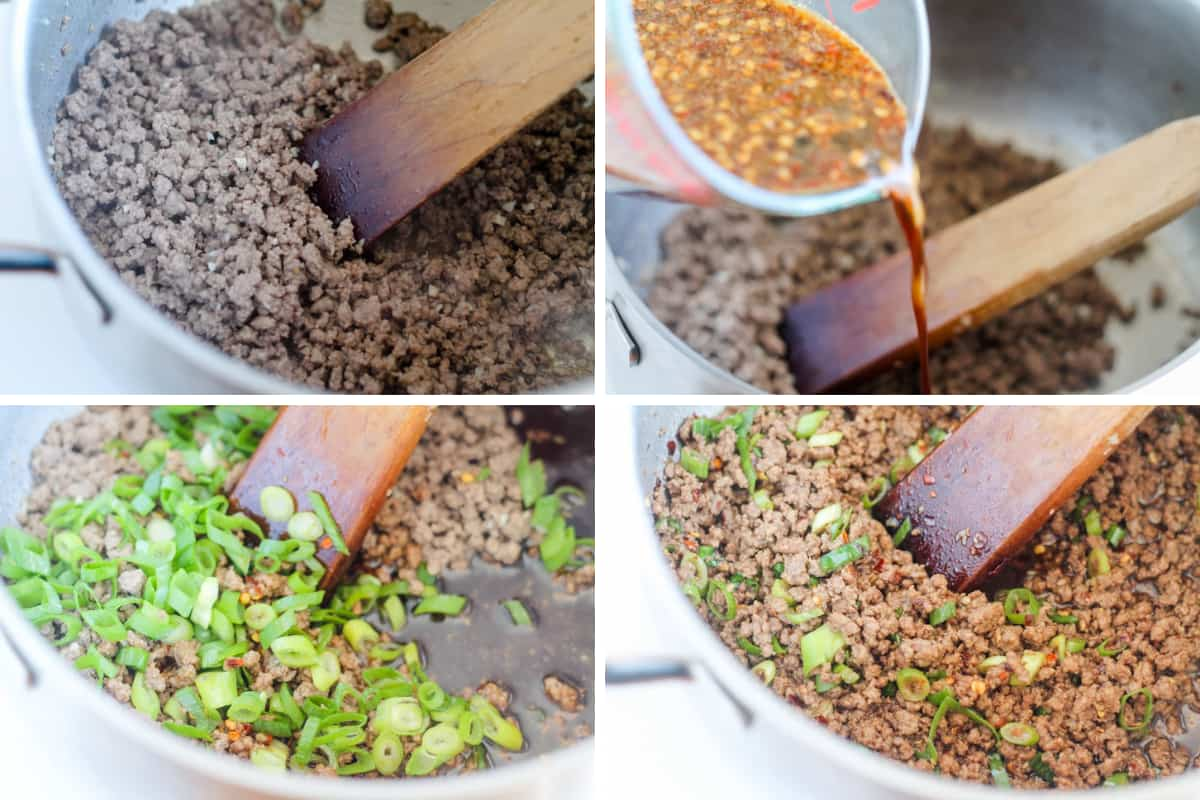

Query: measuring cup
[606,0,931,216]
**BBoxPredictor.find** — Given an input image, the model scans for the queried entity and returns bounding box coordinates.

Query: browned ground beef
[646,128,1132,394]
[653,406,1200,788]
[51,1,593,394]
[18,406,591,776]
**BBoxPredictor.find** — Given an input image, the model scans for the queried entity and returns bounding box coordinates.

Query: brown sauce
[636,0,933,392]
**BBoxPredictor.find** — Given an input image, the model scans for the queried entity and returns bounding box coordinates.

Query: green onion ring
[705,579,736,621]
[1119,688,1153,732]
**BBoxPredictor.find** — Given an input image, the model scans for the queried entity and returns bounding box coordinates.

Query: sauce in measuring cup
[633,0,932,393]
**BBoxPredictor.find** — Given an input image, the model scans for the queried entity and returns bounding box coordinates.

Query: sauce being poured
[635,0,932,392]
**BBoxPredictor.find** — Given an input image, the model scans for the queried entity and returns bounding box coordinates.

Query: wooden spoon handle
[231,406,431,590]
[785,117,1200,393]
[301,0,594,244]
[873,406,1151,592]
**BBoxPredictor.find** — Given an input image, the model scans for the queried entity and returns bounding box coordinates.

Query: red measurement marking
[853,0,881,11]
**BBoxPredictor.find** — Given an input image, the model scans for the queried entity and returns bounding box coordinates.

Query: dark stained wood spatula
[783,117,1200,393]
[230,406,432,590]
[872,406,1151,592]
[300,0,594,245]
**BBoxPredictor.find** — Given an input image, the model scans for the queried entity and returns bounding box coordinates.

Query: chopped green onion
[307,491,349,556]
[270,634,319,668]
[131,672,160,719]
[458,711,485,745]
[817,536,870,575]
[895,668,931,702]
[988,753,1011,787]
[977,655,1007,673]
[195,670,238,710]
[342,619,380,654]
[418,681,448,712]
[81,608,127,643]
[801,624,845,676]
[862,476,890,509]
[811,504,843,535]
[917,693,955,765]
[271,591,324,614]
[286,511,322,542]
[163,721,212,742]
[413,594,467,617]
[539,515,577,572]
[190,576,219,629]
[1088,546,1111,578]
[752,659,777,685]
[679,448,709,479]
[373,697,428,736]
[383,595,407,631]
[999,722,1040,747]
[250,741,290,773]
[1047,610,1078,625]
[892,518,913,547]
[752,490,774,511]
[372,732,404,776]
[116,646,150,672]
[1068,637,1087,654]
[1103,773,1131,787]
[515,443,547,507]
[808,431,843,448]
[794,409,829,439]
[259,486,295,523]
[784,608,823,626]
[1009,651,1047,687]
[737,636,763,657]
[1105,524,1128,549]
[502,599,533,627]
[1003,588,1041,625]
[146,517,176,543]
[228,691,267,723]
[311,650,341,693]
[928,601,956,627]
[680,552,708,604]
[245,603,277,631]
[1084,509,1103,538]
[469,695,523,751]
[1097,637,1128,657]
[705,579,736,621]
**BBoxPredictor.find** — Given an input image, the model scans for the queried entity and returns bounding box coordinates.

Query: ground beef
[360,407,534,578]
[17,406,592,775]
[646,127,1134,394]
[653,406,1200,789]
[364,0,392,30]
[543,675,583,713]
[51,0,594,395]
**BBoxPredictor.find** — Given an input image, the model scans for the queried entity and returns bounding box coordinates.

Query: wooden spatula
[230,406,431,590]
[783,117,1200,393]
[872,405,1151,592]
[300,0,594,245]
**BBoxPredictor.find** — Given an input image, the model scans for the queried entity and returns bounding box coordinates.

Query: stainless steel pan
[0,406,594,800]
[606,0,1200,395]
[609,405,1200,798]
[4,0,592,393]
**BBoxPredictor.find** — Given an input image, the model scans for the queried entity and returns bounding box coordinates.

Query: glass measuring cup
[606,0,931,216]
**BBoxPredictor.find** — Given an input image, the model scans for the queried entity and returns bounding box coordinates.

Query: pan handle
[606,657,755,726]
[0,621,38,688]
[0,246,58,273]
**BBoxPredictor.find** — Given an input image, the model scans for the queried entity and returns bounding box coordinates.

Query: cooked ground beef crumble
[653,406,1200,788]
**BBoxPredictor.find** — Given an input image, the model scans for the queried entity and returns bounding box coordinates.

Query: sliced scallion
[895,668,930,702]
[999,721,1040,747]
[679,448,709,479]
[1118,688,1153,733]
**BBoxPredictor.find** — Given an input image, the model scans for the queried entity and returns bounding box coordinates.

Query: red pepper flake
[871,554,885,573]
[923,474,936,485]
[1045,653,1057,664]
[319,536,333,550]
[224,657,244,668]
[667,441,676,455]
